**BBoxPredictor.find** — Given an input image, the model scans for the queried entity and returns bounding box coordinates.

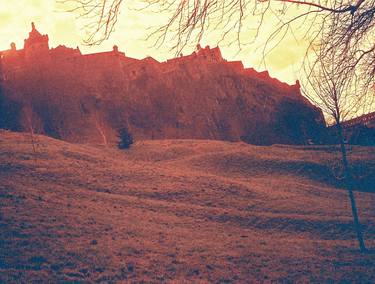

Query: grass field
[1,130,375,282]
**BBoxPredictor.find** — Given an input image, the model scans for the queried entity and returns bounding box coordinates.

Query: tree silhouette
[118,127,134,149]
[303,38,369,252]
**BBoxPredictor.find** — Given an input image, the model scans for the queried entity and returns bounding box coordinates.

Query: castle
[0,23,300,90]
[0,23,222,75]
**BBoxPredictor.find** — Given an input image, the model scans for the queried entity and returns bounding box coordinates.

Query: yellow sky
[0,0,310,84]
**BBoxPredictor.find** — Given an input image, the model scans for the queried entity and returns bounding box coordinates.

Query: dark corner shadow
[345,248,375,255]
[362,248,375,255]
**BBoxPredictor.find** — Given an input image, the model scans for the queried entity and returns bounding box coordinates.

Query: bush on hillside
[118,127,133,149]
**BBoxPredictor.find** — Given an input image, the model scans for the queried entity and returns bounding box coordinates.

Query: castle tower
[24,22,50,62]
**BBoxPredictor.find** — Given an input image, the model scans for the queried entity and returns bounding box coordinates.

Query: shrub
[117,127,133,149]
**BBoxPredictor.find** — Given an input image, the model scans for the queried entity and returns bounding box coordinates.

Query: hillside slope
[1,130,375,282]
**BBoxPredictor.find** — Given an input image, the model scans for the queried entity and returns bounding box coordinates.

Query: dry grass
[1,130,375,282]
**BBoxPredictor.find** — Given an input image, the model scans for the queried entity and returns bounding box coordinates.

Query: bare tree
[303,40,369,252]
[313,0,375,110]
[20,103,44,159]
[91,108,110,146]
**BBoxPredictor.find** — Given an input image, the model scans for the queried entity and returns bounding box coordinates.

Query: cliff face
[0,25,326,145]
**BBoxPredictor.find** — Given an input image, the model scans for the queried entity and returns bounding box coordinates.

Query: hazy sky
[0,0,310,84]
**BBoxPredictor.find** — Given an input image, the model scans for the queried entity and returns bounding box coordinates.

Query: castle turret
[24,22,50,62]
[10,42,16,51]
[196,45,223,63]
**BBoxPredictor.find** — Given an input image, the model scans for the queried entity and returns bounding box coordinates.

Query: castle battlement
[0,23,299,92]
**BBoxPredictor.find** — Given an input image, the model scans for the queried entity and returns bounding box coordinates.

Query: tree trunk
[336,122,366,252]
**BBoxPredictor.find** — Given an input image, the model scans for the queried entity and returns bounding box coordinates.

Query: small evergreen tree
[117,127,133,149]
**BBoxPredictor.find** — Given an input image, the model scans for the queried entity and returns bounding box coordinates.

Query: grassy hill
[1,130,375,282]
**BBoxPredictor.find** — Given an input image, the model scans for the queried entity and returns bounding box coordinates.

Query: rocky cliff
[0,24,326,145]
